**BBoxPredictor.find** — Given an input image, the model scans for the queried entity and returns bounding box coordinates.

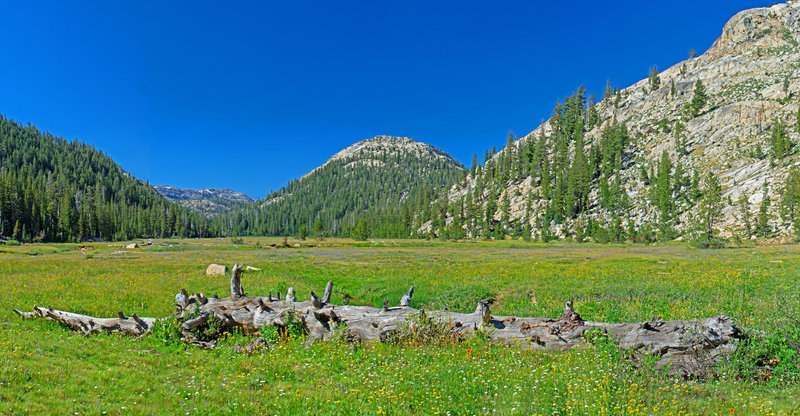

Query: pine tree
[353,219,368,241]
[654,151,673,219]
[314,219,326,241]
[648,65,661,91]
[781,166,800,234]
[756,181,771,238]
[470,154,478,176]
[698,171,722,243]
[689,80,708,117]
[500,192,511,228]
[738,195,752,238]
[603,79,614,102]
[770,121,792,159]
[690,169,702,202]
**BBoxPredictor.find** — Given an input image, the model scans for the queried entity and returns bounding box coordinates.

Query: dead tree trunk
[13,265,742,376]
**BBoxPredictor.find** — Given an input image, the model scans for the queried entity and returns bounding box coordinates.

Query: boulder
[206,264,228,277]
[125,243,139,249]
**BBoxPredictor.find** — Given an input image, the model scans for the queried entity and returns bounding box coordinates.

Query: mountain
[0,115,218,241]
[224,135,466,237]
[153,186,254,203]
[425,2,800,242]
[153,185,254,216]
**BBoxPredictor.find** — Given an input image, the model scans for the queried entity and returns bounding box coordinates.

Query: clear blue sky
[0,1,773,198]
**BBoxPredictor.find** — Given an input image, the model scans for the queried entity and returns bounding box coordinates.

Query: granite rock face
[444,1,800,238]
[153,186,254,203]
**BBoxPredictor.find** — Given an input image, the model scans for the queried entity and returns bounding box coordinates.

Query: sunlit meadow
[1,238,799,414]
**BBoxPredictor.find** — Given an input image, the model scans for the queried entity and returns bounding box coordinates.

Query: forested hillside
[0,115,218,242]
[222,136,465,238]
[416,2,800,244]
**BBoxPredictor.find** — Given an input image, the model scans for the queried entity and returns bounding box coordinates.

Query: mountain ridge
[153,185,254,203]
[224,135,466,237]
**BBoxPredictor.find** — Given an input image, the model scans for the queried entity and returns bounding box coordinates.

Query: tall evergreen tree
[648,65,661,91]
[698,171,722,242]
[689,80,708,117]
[756,180,771,238]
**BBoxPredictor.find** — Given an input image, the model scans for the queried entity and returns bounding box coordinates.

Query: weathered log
[310,290,324,309]
[322,280,333,304]
[13,263,743,376]
[230,264,244,297]
[15,305,155,336]
[400,286,414,307]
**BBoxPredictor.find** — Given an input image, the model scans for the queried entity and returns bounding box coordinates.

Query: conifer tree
[690,169,702,202]
[648,65,661,91]
[314,219,326,241]
[781,166,800,233]
[738,195,752,238]
[698,171,722,243]
[603,79,614,102]
[756,181,771,238]
[654,151,673,218]
[689,80,708,117]
[770,121,792,159]
[500,192,511,228]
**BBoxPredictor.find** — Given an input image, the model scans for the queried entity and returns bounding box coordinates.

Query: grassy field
[1,238,799,415]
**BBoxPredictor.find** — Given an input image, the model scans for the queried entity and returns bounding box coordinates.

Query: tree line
[0,115,221,242]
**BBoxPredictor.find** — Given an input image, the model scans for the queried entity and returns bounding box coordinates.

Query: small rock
[206,264,229,277]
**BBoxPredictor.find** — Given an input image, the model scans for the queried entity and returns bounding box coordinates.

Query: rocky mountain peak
[301,135,462,181]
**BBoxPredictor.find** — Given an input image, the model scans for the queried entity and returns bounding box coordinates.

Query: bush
[280,310,305,340]
[387,311,462,346]
[151,316,184,348]
[727,330,800,382]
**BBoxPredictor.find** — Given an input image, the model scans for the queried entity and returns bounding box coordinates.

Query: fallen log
[13,305,155,336]
[13,264,742,376]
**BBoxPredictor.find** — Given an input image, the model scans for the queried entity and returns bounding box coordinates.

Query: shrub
[387,311,462,346]
[151,316,184,347]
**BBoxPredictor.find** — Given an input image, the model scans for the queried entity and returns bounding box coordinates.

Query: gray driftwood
[13,265,742,376]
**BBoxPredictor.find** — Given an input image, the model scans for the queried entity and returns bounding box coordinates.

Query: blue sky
[0,1,773,198]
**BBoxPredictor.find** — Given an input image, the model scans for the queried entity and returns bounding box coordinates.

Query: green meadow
[1,238,799,415]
